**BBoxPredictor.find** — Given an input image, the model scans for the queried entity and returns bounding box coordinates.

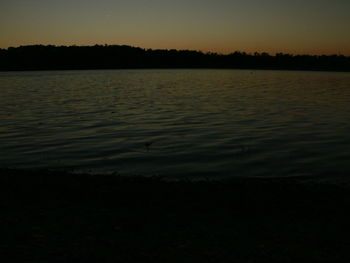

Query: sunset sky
[1,0,350,55]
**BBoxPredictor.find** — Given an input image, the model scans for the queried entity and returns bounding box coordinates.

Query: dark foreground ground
[1,169,350,262]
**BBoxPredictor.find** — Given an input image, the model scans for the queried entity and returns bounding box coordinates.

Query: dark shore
[1,45,350,72]
[1,169,350,262]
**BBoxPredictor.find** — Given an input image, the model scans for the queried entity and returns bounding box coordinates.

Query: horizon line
[1,44,349,57]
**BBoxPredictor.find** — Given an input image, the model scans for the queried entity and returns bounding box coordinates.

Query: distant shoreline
[1,67,350,73]
[1,45,350,72]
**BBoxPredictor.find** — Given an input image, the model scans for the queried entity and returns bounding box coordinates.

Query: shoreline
[1,45,350,73]
[1,168,350,262]
[1,67,350,73]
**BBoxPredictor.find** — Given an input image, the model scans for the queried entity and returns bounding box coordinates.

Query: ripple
[1,69,350,181]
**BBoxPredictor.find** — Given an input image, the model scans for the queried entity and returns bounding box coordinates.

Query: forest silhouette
[1,45,349,71]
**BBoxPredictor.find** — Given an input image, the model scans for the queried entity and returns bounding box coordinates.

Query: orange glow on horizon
[1,0,349,56]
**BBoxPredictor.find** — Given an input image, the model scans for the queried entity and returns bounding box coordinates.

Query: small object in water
[144,141,153,151]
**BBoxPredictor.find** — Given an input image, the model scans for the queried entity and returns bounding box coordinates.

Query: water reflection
[0,69,350,180]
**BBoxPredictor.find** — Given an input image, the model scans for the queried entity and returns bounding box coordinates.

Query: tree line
[0,44,349,71]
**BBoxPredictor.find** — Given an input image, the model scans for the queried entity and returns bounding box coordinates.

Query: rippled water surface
[1,69,350,180]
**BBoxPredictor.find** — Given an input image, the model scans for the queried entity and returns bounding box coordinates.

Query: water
[1,69,350,181]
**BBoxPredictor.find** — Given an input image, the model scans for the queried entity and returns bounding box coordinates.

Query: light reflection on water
[1,69,350,180]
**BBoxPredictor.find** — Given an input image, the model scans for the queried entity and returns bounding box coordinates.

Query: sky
[1,0,350,55]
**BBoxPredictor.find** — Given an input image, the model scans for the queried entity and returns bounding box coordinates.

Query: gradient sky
[1,0,350,55]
